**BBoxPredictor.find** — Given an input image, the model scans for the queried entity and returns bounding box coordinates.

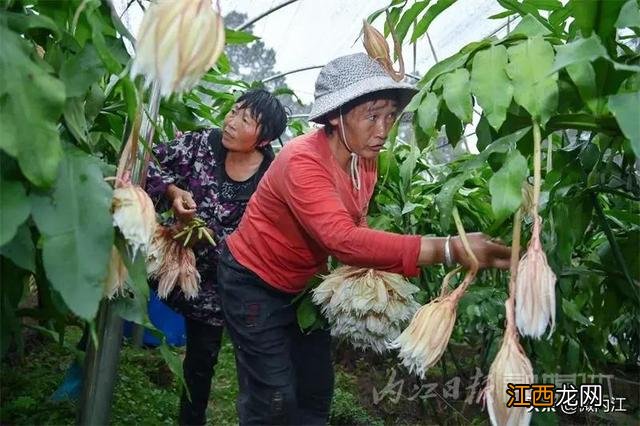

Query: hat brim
[308,75,418,123]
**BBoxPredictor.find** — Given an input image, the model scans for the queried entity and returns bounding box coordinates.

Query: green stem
[532,120,542,212]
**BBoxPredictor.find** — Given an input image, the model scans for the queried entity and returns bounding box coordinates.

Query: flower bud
[131,0,226,96]
[112,184,157,257]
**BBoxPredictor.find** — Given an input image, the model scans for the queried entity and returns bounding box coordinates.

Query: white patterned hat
[308,53,418,122]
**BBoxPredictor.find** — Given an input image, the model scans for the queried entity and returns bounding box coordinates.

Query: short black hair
[318,89,401,135]
[236,89,288,143]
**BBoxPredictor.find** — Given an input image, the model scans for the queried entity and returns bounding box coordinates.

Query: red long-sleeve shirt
[226,129,421,293]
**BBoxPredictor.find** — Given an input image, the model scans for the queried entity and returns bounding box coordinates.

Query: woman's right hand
[451,233,511,270]
[167,184,197,224]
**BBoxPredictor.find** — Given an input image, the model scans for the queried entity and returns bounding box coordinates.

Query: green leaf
[488,151,528,221]
[616,0,640,29]
[562,298,592,327]
[442,68,472,123]
[0,10,61,38]
[225,28,259,45]
[609,92,640,157]
[437,104,463,145]
[416,92,439,136]
[506,36,558,125]
[510,14,552,37]
[471,45,513,130]
[30,148,114,320]
[396,1,430,44]
[411,0,457,42]
[0,179,30,246]
[0,25,65,187]
[64,98,90,146]
[60,43,105,98]
[436,127,531,229]
[0,223,35,272]
[525,0,563,10]
[404,88,426,113]
[551,34,608,72]
[296,295,319,331]
[566,62,598,113]
[419,40,491,88]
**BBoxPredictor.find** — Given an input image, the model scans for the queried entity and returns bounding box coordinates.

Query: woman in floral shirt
[145,89,287,426]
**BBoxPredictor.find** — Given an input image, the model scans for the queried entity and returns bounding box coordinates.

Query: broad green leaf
[551,34,608,72]
[31,148,114,320]
[225,28,259,44]
[566,62,598,113]
[510,14,552,37]
[396,1,430,44]
[442,69,472,123]
[437,105,463,145]
[399,145,419,190]
[416,92,439,136]
[0,10,61,38]
[60,43,105,98]
[0,180,30,246]
[471,45,513,130]
[506,37,558,125]
[436,127,531,229]
[0,223,35,272]
[404,88,426,113]
[616,0,640,29]
[0,25,65,187]
[488,151,528,221]
[411,0,457,42]
[609,92,640,157]
[570,0,599,36]
[419,40,491,88]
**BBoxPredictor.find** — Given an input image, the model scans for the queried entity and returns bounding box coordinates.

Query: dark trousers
[217,244,334,426]
[179,318,224,426]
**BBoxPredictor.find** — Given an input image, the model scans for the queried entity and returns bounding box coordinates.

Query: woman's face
[331,98,399,161]
[221,102,263,153]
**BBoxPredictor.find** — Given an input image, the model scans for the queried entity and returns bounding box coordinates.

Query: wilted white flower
[103,246,129,299]
[388,268,469,378]
[131,0,226,96]
[312,267,420,353]
[112,184,157,257]
[148,225,201,300]
[483,304,534,426]
[515,215,557,338]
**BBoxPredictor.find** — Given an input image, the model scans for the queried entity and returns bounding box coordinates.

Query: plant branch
[236,0,300,32]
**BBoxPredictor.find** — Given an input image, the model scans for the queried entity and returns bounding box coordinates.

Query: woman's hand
[166,184,197,224]
[451,233,511,270]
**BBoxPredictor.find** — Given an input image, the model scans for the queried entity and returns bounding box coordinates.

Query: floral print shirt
[146,128,273,325]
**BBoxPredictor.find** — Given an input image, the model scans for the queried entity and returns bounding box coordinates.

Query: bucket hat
[308,52,417,122]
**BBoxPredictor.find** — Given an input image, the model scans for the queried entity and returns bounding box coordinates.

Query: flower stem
[452,207,479,271]
[506,208,522,332]
[532,120,542,212]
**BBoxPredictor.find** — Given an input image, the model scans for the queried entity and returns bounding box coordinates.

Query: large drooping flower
[131,0,226,96]
[112,183,157,257]
[312,266,420,353]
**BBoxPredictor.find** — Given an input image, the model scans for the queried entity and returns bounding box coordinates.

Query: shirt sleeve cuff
[402,235,422,277]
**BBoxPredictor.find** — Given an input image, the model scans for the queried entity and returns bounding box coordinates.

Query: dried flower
[312,267,420,353]
[515,215,557,338]
[388,268,463,378]
[131,0,226,96]
[112,183,157,257]
[362,20,405,82]
[484,305,534,426]
[148,225,201,299]
[103,246,128,299]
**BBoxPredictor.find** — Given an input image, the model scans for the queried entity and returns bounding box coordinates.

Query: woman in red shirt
[217,53,511,425]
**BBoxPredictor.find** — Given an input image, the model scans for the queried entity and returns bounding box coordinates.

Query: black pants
[179,318,224,426]
[217,244,334,426]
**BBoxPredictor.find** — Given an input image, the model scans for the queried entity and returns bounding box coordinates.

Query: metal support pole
[77,300,124,425]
